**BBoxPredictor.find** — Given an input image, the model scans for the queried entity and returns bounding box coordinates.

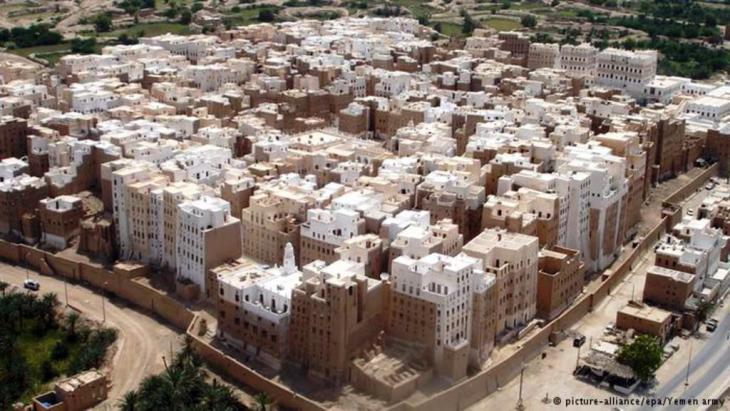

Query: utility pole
[517,364,525,410]
[684,341,693,387]
[63,276,69,306]
[101,282,107,323]
[25,252,32,281]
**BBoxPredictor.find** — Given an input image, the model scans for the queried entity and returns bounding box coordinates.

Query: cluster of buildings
[1,16,730,403]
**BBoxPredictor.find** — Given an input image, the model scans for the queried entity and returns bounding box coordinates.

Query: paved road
[636,296,730,411]
[1,261,182,409]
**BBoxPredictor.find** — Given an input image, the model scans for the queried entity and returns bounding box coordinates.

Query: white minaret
[283,242,296,274]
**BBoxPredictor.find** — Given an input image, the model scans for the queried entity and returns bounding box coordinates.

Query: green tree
[0,339,29,409]
[696,300,714,323]
[117,33,139,45]
[41,359,58,382]
[51,341,69,360]
[462,11,478,35]
[119,343,239,410]
[179,7,192,24]
[94,13,113,32]
[39,293,59,328]
[521,15,537,28]
[705,14,717,28]
[119,391,140,411]
[617,335,662,382]
[191,1,203,12]
[66,311,81,339]
[201,380,238,410]
[71,37,97,54]
[255,392,271,411]
[258,8,276,22]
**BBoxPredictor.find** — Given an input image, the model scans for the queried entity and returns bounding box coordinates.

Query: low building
[33,370,108,411]
[642,266,695,311]
[616,303,674,344]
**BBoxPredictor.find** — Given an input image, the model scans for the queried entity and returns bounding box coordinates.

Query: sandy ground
[0,51,43,68]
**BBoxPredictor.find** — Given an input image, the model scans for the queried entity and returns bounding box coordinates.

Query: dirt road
[1,261,183,409]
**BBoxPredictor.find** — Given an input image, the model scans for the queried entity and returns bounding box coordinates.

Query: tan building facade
[463,229,539,339]
[536,245,585,320]
[39,195,84,250]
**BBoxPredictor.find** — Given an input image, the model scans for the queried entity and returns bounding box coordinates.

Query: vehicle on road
[706,318,718,332]
[705,183,714,190]
[573,335,586,347]
[23,279,40,291]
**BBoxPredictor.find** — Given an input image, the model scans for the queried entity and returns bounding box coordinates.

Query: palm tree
[696,299,714,323]
[254,392,271,411]
[39,293,59,328]
[65,312,80,339]
[119,390,140,411]
[199,380,238,411]
[137,374,169,410]
[136,359,201,411]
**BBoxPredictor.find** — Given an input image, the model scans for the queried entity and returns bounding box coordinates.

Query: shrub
[179,8,192,24]
[41,360,58,382]
[71,38,97,54]
[93,13,112,32]
[258,8,275,22]
[521,15,537,28]
[51,341,69,360]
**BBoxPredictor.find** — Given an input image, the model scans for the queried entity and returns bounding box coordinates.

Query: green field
[0,291,117,408]
[9,42,70,58]
[8,41,105,66]
[391,0,436,19]
[16,326,84,403]
[107,22,191,38]
[435,21,464,37]
[511,1,548,10]
[36,51,70,65]
[481,17,521,31]
[223,5,279,26]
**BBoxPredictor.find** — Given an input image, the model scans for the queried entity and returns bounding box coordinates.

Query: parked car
[573,335,586,347]
[23,279,40,291]
[706,318,719,332]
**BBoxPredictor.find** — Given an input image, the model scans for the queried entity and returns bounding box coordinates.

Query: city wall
[663,163,719,206]
[0,163,719,411]
[186,316,327,411]
[387,164,718,411]
[0,242,193,331]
